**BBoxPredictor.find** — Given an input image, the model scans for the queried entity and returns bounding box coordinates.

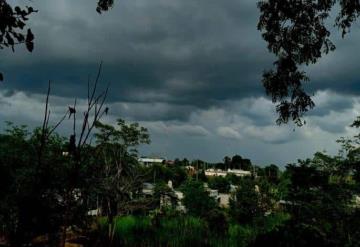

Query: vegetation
[2,112,360,246]
[3,0,360,246]
[208,176,230,193]
[2,91,360,246]
[181,179,217,217]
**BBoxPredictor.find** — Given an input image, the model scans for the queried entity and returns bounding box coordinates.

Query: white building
[142,182,155,195]
[218,193,230,208]
[205,169,227,177]
[138,157,165,166]
[204,183,231,208]
[227,169,251,177]
[205,168,251,177]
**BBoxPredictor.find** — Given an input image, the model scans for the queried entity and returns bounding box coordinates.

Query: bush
[181,179,217,217]
[229,179,264,224]
[94,216,153,246]
[208,176,231,193]
[229,224,257,247]
[204,209,228,236]
[157,216,207,246]
[94,215,208,247]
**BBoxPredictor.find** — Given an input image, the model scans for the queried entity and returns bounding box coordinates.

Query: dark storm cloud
[2,0,360,165]
[1,0,270,112]
[109,102,197,121]
[308,90,355,117]
[2,0,360,118]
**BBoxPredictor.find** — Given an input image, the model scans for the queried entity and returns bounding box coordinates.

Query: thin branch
[87,74,90,107]
[81,85,109,147]
[48,109,70,136]
[89,61,103,107]
[73,98,77,135]
[42,80,51,134]
[45,110,51,130]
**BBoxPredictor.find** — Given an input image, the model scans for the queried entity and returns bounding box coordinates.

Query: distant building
[204,185,230,208]
[88,208,101,216]
[165,160,175,166]
[185,166,196,176]
[205,168,251,177]
[227,169,251,177]
[218,193,230,208]
[142,182,155,195]
[138,157,165,166]
[205,169,227,177]
[141,181,186,212]
[208,189,219,198]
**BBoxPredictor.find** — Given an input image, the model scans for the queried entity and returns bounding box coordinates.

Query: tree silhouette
[96,0,115,13]
[0,0,36,81]
[0,0,111,81]
[258,0,360,125]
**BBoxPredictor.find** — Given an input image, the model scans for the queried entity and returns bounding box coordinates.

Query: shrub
[229,224,257,247]
[204,209,228,236]
[157,216,206,246]
[208,176,231,193]
[181,179,217,217]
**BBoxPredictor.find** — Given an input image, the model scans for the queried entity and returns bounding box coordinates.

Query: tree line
[1,91,360,245]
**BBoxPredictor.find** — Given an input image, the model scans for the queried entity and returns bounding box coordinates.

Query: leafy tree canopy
[258,0,360,125]
[181,179,217,217]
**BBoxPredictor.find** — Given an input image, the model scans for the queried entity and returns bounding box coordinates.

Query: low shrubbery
[91,212,289,247]
[94,215,206,246]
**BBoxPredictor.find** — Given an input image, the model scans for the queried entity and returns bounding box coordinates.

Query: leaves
[258,0,359,125]
[0,1,37,79]
[96,0,115,13]
[0,1,36,50]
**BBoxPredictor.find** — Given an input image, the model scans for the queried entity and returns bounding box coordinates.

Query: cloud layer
[0,89,357,165]
[1,0,360,165]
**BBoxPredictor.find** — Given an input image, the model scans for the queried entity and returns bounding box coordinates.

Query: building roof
[138,158,165,163]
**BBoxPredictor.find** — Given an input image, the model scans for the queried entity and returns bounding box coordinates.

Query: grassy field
[90,213,289,247]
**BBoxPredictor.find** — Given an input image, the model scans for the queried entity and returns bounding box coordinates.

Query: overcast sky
[1,0,360,166]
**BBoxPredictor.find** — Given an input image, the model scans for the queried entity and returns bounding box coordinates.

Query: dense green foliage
[181,179,217,217]
[3,0,360,245]
[2,116,360,246]
[92,213,289,247]
[208,176,230,193]
[258,0,360,125]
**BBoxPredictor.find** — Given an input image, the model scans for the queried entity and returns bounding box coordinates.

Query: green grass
[93,212,290,247]
[95,215,207,246]
[156,216,206,247]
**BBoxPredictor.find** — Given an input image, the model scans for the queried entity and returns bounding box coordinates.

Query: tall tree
[229,178,265,224]
[94,119,150,244]
[264,164,280,183]
[181,179,217,217]
[231,155,243,169]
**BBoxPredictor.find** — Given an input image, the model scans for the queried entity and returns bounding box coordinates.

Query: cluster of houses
[138,157,166,166]
[86,157,360,216]
[138,156,253,211]
[89,157,253,215]
[142,180,235,211]
[138,157,252,177]
[204,168,251,177]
